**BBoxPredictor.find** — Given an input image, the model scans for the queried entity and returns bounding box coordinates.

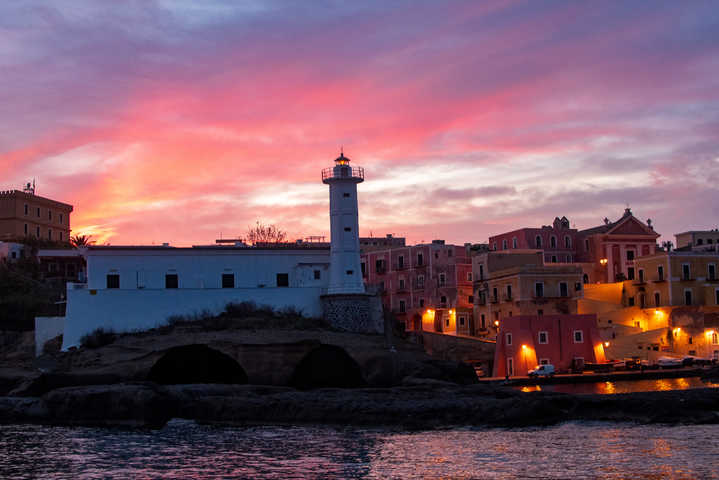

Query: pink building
[489,216,577,264]
[360,240,473,333]
[493,314,606,377]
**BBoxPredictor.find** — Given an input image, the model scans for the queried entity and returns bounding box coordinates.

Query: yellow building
[474,263,583,336]
[0,184,73,242]
[623,251,719,309]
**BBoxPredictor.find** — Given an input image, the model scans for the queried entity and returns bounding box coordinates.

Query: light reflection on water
[1,421,719,479]
[517,377,719,394]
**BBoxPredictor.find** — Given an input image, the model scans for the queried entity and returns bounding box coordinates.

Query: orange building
[0,184,73,242]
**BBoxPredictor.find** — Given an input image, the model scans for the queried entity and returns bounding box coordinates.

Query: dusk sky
[2,0,718,246]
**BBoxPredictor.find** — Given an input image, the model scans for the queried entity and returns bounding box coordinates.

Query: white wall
[62,286,325,349]
[35,316,65,356]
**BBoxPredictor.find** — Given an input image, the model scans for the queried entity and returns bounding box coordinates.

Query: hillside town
[2,162,719,381]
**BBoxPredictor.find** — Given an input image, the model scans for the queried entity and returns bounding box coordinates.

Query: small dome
[335,152,350,165]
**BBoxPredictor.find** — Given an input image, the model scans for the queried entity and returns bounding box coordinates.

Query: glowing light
[706,330,715,336]
[604,342,610,347]
[494,320,499,327]
[600,258,608,266]
[521,344,528,350]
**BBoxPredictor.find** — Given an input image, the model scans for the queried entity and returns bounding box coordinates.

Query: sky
[1,0,718,246]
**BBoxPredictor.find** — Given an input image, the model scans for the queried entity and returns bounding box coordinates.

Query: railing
[393,263,408,270]
[503,294,513,302]
[376,265,386,275]
[412,281,425,290]
[322,166,364,181]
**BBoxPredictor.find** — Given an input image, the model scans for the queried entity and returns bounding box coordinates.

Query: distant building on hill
[0,182,73,242]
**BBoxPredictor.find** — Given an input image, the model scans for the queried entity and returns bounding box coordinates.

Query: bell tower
[322,151,365,294]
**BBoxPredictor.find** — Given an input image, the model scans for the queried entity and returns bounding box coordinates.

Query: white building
[58,153,382,350]
[0,241,25,262]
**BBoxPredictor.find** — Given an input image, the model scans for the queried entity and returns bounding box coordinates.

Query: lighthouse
[322,151,366,295]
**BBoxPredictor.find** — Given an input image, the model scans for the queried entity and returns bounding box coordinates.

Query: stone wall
[321,293,384,334]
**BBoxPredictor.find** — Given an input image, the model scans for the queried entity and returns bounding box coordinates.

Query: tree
[70,234,94,248]
[245,221,287,245]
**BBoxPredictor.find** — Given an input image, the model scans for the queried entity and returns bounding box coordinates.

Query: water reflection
[1,422,719,479]
[513,377,719,395]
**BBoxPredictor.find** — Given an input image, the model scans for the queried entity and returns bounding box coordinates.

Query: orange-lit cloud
[1,1,719,246]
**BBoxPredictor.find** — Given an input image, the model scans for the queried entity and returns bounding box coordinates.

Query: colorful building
[473,249,584,337]
[359,234,406,252]
[489,216,577,264]
[0,183,73,242]
[493,314,605,377]
[360,240,473,334]
[675,230,719,251]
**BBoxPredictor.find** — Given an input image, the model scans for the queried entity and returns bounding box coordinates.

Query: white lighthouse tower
[322,151,366,295]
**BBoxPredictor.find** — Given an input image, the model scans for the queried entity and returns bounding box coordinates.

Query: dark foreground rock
[1,383,718,429]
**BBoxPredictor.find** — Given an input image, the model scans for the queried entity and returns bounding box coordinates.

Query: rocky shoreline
[1,381,718,429]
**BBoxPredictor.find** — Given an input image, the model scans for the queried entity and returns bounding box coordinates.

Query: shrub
[80,328,116,349]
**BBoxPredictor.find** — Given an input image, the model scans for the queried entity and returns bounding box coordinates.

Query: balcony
[375,265,387,275]
[393,263,409,271]
[490,296,499,304]
[503,294,513,302]
[652,275,666,282]
[321,165,364,182]
[412,281,425,290]
[397,284,409,293]
[413,262,426,269]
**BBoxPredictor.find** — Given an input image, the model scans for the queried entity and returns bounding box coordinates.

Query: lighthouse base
[320,293,384,334]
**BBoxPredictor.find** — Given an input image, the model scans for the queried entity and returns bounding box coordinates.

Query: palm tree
[70,234,94,248]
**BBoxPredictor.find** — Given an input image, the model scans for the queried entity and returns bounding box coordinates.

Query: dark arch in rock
[289,344,366,389]
[147,344,248,385]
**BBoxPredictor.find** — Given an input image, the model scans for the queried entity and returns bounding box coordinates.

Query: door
[507,358,514,377]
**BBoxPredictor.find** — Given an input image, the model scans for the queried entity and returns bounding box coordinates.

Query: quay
[479,366,712,386]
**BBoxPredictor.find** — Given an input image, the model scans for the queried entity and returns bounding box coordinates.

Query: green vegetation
[0,257,61,330]
[79,328,117,349]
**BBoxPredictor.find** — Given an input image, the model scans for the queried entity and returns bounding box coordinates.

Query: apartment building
[0,184,73,242]
[623,251,719,309]
[360,240,473,334]
[675,230,719,251]
[489,216,577,263]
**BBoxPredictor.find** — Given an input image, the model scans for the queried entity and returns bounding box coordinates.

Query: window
[550,236,557,248]
[638,269,644,282]
[48,211,52,221]
[435,252,439,259]
[657,265,664,281]
[346,270,353,275]
[343,193,350,198]
[59,213,63,224]
[708,264,716,281]
[539,358,550,365]
[502,239,508,250]
[712,332,718,345]
[399,300,406,313]
[59,232,62,241]
[684,289,692,306]
[314,270,321,280]
[534,283,544,298]
[492,242,497,251]
[466,272,472,282]
[36,207,40,217]
[439,273,446,286]
[493,287,498,302]
[417,275,424,287]
[506,333,513,346]
[440,295,447,306]
[361,263,366,276]
[24,204,28,215]
[506,285,512,300]
[468,295,474,303]
[716,289,719,305]
[627,250,634,261]
[585,238,590,251]
[573,330,584,343]
[419,298,424,308]
[627,267,635,280]
[48,229,52,240]
[559,282,568,297]
[399,278,406,290]
[276,273,289,287]
[710,239,715,244]
[535,236,542,248]
[445,317,450,327]
[564,236,571,248]
[11,252,16,259]
[479,264,484,280]
[24,224,28,235]
[222,274,235,288]
[481,314,486,328]
[682,264,690,280]
[538,331,548,344]
[398,255,404,268]
[459,315,465,326]
[583,274,589,284]
[36,226,40,237]
[512,237,517,249]
[640,294,646,309]
[165,274,179,289]
[448,249,453,257]
[575,282,582,292]
[344,227,351,232]
[551,255,557,263]
[654,292,661,306]
[507,358,514,376]
[417,253,423,266]
[628,297,635,306]
[106,274,120,289]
